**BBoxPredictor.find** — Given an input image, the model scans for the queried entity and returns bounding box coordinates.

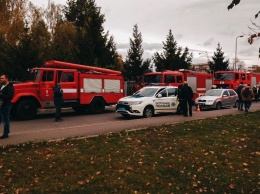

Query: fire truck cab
[214,71,260,90]
[11,60,124,120]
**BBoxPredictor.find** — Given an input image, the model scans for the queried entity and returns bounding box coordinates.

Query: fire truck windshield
[214,73,233,80]
[144,74,162,84]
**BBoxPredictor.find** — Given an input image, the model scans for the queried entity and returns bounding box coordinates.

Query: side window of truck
[177,76,182,83]
[165,75,175,83]
[61,72,74,82]
[42,71,54,82]
[235,73,239,80]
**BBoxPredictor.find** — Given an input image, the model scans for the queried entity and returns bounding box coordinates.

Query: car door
[154,88,178,113]
[222,90,230,107]
[228,89,237,106]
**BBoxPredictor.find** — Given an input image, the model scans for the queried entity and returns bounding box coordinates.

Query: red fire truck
[213,70,260,90]
[137,69,213,100]
[11,60,124,120]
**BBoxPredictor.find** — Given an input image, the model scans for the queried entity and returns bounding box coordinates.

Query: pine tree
[153,30,192,71]
[123,24,150,81]
[65,0,119,69]
[209,43,229,72]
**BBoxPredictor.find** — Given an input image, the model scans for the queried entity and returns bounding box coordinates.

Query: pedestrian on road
[0,74,14,139]
[181,81,194,117]
[236,82,245,111]
[53,83,64,122]
[241,84,254,113]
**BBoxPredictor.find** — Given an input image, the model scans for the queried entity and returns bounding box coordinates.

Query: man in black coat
[236,82,245,111]
[181,81,194,117]
[176,82,183,114]
[0,74,14,139]
[53,83,64,122]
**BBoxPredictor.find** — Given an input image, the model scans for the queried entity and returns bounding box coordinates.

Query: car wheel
[143,106,153,118]
[216,102,222,110]
[233,100,238,108]
[122,114,131,119]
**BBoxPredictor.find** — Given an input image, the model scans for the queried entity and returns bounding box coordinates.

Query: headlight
[207,100,214,103]
[130,101,143,105]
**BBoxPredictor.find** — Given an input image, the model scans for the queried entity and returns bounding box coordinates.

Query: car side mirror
[223,94,227,97]
[157,94,162,98]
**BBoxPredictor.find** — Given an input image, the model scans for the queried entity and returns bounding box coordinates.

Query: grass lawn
[0,112,259,193]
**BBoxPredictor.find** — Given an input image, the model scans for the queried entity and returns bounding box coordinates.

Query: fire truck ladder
[44,60,122,75]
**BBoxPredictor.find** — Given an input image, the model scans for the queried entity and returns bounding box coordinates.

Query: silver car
[194,89,238,110]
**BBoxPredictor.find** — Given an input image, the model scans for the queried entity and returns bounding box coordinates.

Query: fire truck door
[187,77,197,93]
[251,76,256,87]
[59,71,78,100]
[39,70,55,105]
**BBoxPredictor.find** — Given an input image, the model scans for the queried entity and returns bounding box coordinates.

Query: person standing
[0,74,14,139]
[236,82,245,111]
[241,84,254,113]
[252,85,258,102]
[53,83,64,122]
[181,81,194,117]
[176,82,183,115]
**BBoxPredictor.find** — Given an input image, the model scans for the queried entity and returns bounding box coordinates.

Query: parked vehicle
[11,60,124,120]
[136,69,213,101]
[194,89,238,110]
[116,86,179,118]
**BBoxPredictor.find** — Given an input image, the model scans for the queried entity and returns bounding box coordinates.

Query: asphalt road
[1,102,260,146]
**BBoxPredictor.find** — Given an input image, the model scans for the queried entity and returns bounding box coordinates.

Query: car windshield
[204,89,222,96]
[133,88,159,97]
[214,73,233,80]
[144,74,162,84]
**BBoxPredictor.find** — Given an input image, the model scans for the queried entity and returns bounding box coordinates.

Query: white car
[194,89,238,110]
[116,86,179,118]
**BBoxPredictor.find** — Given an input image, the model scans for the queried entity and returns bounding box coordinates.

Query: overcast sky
[31,0,260,67]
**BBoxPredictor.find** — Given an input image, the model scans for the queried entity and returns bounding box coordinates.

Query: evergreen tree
[123,24,150,81]
[208,43,229,72]
[65,0,119,69]
[153,30,192,71]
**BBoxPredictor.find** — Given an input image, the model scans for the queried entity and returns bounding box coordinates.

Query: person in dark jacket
[0,74,14,139]
[252,85,258,102]
[53,83,64,122]
[241,84,254,113]
[181,81,194,117]
[236,82,245,111]
[176,82,183,114]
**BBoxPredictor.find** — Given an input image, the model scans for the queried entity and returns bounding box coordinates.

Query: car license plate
[199,103,205,105]
[118,107,125,111]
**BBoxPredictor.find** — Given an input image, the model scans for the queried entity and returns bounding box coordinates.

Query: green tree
[65,0,119,68]
[208,43,229,72]
[123,24,150,81]
[153,30,192,71]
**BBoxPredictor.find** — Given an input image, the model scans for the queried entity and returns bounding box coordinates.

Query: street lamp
[234,35,244,70]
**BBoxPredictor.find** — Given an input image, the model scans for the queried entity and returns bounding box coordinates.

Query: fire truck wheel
[215,102,222,110]
[89,97,105,114]
[72,105,87,114]
[143,106,154,118]
[16,100,37,120]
